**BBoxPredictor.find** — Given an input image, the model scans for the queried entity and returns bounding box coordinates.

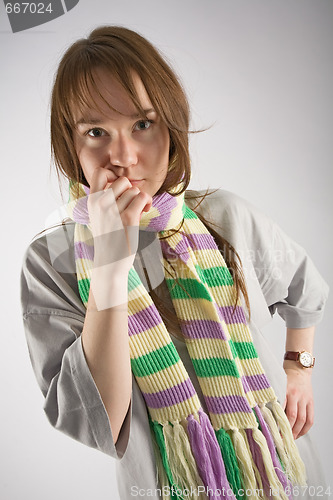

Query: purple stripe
[174,237,190,264]
[205,394,252,415]
[181,319,228,340]
[242,374,271,393]
[142,378,196,409]
[218,305,247,325]
[128,304,162,336]
[185,232,219,251]
[159,235,191,265]
[72,195,89,224]
[74,241,94,261]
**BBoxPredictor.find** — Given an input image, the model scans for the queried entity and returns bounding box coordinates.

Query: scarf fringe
[152,420,183,498]
[150,423,173,500]
[215,428,244,500]
[150,407,304,500]
[187,411,237,499]
[253,406,293,500]
[230,428,259,498]
[249,428,290,500]
[258,404,290,475]
[163,420,208,499]
[238,428,268,500]
[269,400,307,486]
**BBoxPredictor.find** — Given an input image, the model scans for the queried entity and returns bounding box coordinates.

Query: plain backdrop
[1,0,332,498]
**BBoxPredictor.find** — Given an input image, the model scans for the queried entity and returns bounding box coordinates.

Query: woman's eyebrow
[75,108,156,127]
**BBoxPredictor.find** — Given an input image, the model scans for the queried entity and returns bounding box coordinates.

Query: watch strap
[284,351,299,362]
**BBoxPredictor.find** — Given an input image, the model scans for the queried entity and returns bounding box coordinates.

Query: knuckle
[120,176,132,188]
[289,387,297,397]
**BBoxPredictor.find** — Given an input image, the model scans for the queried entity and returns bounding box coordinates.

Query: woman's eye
[134,120,153,131]
[86,128,105,138]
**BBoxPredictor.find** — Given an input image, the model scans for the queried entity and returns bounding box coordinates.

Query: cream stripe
[76,259,93,278]
[127,294,155,313]
[199,375,246,398]
[186,337,234,360]
[251,388,276,404]
[226,323,254,343]
[191,248,228,269]
[137,360,189,393]
[129,324,172,357]
[210,410,258,431]
[171,297,233,321]
[239,358,266,377]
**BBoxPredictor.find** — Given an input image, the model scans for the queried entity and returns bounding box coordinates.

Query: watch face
[299,352,313,367]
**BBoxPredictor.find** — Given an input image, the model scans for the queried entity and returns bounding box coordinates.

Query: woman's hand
[87,167,152,272]
[283,363,314,440]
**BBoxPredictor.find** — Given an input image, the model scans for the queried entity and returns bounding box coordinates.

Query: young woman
[21,26,329,500]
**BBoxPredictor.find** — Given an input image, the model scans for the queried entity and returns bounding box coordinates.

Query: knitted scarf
[67,181,306,500]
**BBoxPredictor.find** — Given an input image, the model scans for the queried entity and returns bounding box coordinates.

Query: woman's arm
[81,265,132,445]
[283,326,315,440]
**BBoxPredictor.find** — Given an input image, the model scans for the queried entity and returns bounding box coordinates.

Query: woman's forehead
[71,67,153,121]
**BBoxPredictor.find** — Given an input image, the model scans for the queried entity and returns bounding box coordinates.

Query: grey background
[1,0,332,498]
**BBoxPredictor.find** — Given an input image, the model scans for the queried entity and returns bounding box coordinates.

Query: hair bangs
[64,47,150,129]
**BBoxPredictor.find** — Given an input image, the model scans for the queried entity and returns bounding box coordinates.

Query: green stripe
[183,205,198,219]
[166,278,212,301]
[131,342,180,377]
[192,357,240,378]
[128,268,141,292]
[197,266,234,287]
[233,341,258,360]
[215,428,245,500]
[78,278,90,303]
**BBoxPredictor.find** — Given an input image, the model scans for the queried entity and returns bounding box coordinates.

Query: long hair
[49,25,251,335]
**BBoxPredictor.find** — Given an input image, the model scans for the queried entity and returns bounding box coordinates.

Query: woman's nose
[108,134,138,168]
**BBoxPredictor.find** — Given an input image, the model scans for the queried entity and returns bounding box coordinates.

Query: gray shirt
[20,189,329,499]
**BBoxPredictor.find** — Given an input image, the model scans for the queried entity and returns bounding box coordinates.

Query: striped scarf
[68,181,306,500]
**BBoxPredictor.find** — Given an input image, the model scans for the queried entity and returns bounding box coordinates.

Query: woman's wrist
[90,262,130,311]
[283,359,313,376]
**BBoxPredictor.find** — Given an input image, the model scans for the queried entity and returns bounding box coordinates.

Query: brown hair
[49,25,250,333]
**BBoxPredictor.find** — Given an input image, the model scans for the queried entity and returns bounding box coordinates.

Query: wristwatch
[284,351,315,368]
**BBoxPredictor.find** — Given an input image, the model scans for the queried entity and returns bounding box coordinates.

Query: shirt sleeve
[260,221,329,328]
[224,191,330,329]
[20,227,132,460]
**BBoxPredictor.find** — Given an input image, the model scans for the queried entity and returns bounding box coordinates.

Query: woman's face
[72,68,170,198]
